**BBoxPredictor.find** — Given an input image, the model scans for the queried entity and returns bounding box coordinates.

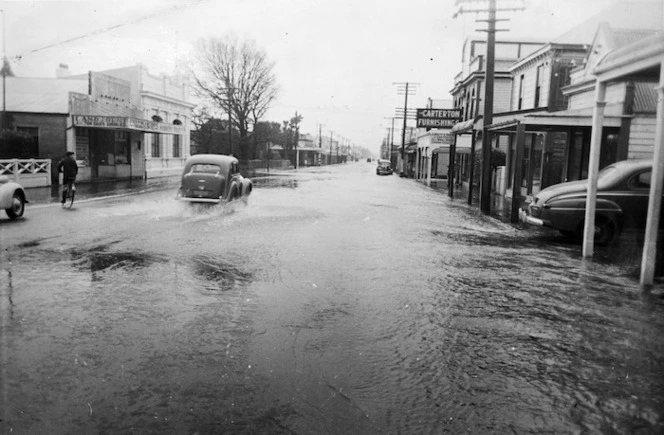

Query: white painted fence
[0,159,52,187]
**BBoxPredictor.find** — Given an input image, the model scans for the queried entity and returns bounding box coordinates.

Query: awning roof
[451,116,482,134]
[486,107,625,131]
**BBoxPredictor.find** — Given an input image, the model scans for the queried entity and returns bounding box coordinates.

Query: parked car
[376,159,393,176]
[520,159,657,244]
[177,154,252,204]
[0,175,27,219]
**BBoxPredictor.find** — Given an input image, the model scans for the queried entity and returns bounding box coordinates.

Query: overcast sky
[1,0,661,155]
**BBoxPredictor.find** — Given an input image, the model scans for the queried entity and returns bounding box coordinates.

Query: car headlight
[529,205,541,217]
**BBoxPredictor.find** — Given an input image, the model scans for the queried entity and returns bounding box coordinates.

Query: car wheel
[6,193,25,219]
[575,217,617,245]
[229,186,238,202]
[559,229,576,238]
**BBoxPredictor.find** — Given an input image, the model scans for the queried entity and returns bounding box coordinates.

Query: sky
[0,0,661,155]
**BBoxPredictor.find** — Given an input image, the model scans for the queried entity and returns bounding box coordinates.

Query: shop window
[115,131,130,164]
[152,133,160,157]
[75,128,90,165]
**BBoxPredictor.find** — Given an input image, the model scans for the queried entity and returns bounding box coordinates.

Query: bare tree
[191,34,278,161]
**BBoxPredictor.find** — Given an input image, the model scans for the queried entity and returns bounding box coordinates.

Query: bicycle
[62,179,76,209]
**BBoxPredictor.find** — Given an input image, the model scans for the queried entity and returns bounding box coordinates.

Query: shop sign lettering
[73,115,185,134]
[416,108,461,129]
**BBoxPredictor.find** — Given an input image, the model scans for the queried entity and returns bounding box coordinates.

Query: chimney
[56,63,71,78]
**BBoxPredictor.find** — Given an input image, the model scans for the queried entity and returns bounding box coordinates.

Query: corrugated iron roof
[0,77,87,113]
[553,2,663,45]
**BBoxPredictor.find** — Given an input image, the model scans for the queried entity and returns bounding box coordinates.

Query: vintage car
[376,159,393,176]
[177,154,252,204]
[519,159,656,244]
[0,175,27,219]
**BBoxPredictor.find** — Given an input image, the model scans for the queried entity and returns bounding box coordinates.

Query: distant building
[0,63,194,185]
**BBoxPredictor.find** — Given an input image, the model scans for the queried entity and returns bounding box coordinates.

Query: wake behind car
[519,159,656,244]
[376,159,393,176]
[177,154,252,204]
[0,175,27,219]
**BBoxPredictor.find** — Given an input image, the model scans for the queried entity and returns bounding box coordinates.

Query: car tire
[575,217,617,245]
[559,229,576,239]
[6,192,25,219]
[229,186,238,202]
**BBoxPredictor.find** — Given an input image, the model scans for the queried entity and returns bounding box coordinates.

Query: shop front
[71,115,186,182]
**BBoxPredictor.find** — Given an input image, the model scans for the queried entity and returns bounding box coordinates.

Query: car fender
[0,181,27,209]
[240,178,252,196]
[545,196,622,232]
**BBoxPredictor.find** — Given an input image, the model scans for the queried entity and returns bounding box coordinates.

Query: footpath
[24,176,181,206]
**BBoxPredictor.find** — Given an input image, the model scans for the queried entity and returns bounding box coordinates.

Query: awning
[486,107,625,131]
[406,144,417,154]
[451,116,482,134]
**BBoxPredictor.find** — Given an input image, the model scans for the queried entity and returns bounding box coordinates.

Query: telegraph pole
[393,82,418,176]
[454,0,524,213]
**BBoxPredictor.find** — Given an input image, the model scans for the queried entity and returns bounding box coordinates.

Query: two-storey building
[450,37,546,194]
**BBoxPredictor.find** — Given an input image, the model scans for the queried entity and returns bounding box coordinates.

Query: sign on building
[416,109,461,129]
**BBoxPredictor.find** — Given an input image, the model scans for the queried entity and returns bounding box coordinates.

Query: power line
[12,0,209,60]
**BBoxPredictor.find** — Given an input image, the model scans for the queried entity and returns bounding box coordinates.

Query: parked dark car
[376,159,393,176]
[0,175,27,219]
[520,159,656,244]
[177,154,252,204]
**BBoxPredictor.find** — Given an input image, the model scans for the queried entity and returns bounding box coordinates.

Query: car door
[612,170,652,230]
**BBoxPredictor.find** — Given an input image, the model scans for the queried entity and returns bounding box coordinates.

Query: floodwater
[1,162,663,434]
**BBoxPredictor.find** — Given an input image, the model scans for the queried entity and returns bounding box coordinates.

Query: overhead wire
[12,0,209,60]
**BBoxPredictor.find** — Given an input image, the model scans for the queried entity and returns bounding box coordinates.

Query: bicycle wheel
[67,188,76,208]
[67,185,75,209]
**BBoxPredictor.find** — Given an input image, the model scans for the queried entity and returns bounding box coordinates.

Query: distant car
[376,159,393,176]
[177,154,252,204]
[519,159,657,244]
[0,175,27,219]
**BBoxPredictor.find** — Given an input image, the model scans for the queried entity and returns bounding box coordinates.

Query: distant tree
[281,112,302,164]
[190,106,232,155]
[190,34,279,161]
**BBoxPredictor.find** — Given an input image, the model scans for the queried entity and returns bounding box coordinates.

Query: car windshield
[191,163,221,174]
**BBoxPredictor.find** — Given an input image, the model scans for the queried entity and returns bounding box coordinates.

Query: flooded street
[2,162,663,434]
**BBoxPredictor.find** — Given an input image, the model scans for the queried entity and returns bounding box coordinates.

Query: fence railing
[0,159,52,187]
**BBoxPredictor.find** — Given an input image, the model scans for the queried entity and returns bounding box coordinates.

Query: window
[173,134,181,157]
[115,131,130,164]
[151,133,160,157]
[518,74,525,110]
[534,65,543,108]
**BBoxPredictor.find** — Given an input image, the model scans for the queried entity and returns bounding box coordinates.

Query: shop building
[485,2,662,205]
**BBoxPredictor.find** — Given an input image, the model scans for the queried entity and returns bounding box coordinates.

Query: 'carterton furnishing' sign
[416,109,461,129]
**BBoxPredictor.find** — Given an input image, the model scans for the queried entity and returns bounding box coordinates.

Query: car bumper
[519,208,546,226]
[178,196,221,204]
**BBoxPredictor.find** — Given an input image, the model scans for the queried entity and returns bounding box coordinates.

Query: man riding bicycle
[57,151,78,206]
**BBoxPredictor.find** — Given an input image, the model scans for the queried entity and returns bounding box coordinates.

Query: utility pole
[454,0,524,214]
[393,82,418,176]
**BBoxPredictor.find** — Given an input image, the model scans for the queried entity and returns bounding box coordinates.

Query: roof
[184,154,237,172]
[594,33,664,81]
[0,77,87,113]
[553,1,663,45]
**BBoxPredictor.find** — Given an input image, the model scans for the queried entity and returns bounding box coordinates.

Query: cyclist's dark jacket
[57,156,78,181]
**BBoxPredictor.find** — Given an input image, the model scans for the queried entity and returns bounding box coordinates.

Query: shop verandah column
[640,64,664,286]
[582,81,607,258]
